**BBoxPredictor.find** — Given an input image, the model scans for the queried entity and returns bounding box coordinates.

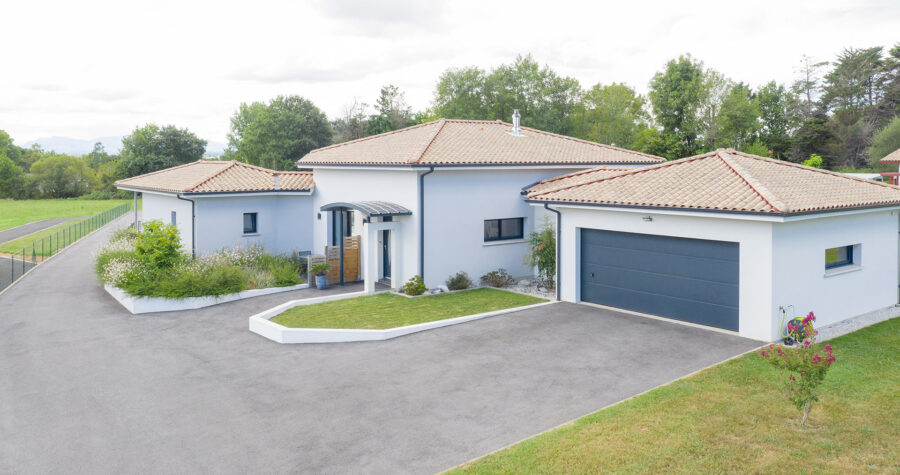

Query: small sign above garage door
[580,229,739,331]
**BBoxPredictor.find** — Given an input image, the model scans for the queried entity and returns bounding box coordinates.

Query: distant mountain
[23,136,125,155]
[22,136,228,157]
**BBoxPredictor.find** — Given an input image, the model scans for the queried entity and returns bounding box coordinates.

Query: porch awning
[320,201,412,217]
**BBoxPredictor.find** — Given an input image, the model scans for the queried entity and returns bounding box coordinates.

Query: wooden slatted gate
[325,235,361,283]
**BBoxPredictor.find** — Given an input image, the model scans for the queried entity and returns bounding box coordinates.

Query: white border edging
[249,295,556,344]
[105,282,309,314]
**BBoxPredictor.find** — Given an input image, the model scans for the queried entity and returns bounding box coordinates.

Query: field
[0,199,131,232]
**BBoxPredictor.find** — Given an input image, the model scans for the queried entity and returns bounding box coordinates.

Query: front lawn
[452,317,899,474]
[0,199,131,232]
[271,288,546,329]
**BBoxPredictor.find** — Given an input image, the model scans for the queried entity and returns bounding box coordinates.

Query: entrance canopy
[320,201,411,218]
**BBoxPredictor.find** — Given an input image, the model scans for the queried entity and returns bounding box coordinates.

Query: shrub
[445,271,472,291]
[270,259,301,286]
[526,218,556,288]
[135,220,183,268]
[761,311,836,426]
[402,275,426,296]
[480,268,515,288]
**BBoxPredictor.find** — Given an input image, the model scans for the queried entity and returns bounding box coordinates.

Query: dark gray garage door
[580,229,739,331]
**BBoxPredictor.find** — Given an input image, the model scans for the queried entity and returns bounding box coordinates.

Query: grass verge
[271,288,546,329]
[0,199,130,231]
[451,317,899,474]
[0,219,78,255]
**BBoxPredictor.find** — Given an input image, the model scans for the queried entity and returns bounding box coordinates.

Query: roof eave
[526,199,900,218]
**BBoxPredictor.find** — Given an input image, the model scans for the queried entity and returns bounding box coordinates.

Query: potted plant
[310,262,331,290]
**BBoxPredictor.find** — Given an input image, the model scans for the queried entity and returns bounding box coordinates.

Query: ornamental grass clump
[761,311,836,427]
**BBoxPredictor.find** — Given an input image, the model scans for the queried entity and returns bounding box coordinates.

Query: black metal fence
[0,202,133,292]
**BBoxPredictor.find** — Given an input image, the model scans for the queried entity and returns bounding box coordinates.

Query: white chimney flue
[512,109,521,136]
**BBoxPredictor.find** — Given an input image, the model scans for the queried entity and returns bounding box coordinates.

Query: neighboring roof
[320,201,412,217]
[299,119,664,167]
[879,147,900,164]
[115,160,314,194]
[527,149,900,216]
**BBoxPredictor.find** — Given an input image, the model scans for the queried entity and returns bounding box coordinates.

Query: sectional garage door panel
[580,229,739,331]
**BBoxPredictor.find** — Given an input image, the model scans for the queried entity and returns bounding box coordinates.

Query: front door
[382,230,391,279]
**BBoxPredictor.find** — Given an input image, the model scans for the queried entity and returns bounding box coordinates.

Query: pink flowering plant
[761,311,836,426]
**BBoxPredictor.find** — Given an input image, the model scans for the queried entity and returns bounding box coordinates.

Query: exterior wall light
[643,216,653,222]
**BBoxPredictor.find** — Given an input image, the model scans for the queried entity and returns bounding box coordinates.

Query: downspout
[544,203,561,301]
[176,194,196,258]
[418,166,435,279]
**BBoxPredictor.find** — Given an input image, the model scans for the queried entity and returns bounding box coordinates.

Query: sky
[2,0,898,145]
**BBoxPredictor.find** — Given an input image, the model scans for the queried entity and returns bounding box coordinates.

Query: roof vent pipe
[512,109,521,136]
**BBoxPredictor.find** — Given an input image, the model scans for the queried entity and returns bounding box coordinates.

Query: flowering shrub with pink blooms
[761,311,836,426]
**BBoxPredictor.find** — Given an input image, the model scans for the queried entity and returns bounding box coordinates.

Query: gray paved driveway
[0,218,761,474]
[0,217,73,244]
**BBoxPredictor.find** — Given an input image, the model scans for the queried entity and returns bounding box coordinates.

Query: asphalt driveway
[0,217,73,244]
[0,218,761,474]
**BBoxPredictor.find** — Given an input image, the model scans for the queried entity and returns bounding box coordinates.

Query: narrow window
[170,211,176,225]
[484,218,524,242]
[825,245,853,269]
[243,212,258,234]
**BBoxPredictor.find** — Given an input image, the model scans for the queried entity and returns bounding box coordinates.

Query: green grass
[451,318,900,474]
[271,288,546,329]
[0,199,131,231]
[0,219,78,255]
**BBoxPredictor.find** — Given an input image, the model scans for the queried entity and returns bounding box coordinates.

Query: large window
[243,212,258,234]
[484,218,524,242]
[825,245,853,269]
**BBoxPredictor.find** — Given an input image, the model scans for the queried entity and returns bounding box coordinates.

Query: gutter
[176,194,197,258]
[543,203,562,301]
[418,166,435,278]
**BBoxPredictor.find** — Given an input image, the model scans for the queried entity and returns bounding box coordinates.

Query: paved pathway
[0,217,73,244]
[0,217,761,474]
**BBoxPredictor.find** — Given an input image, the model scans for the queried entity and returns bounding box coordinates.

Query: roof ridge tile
[188,161,239,192]
[717,150,786,213]
[412,118,448,164]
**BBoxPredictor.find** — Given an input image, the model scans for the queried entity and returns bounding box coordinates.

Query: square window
[825,245,853,269]
[243,213,258,234]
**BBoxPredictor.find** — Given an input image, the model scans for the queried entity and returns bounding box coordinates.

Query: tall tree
[332,99,369,143]
[29,154,96,198]
[867,116,900,167]
[791,54,828,120]
[366,85,415,136]
[227,95,332,170]
[578,83,650,148]
[716,83,760,151]
[432,66,489,120]
[648,54,708,157]
[756,81,799,159]
[119,124,206,178]
[0,153,24,198]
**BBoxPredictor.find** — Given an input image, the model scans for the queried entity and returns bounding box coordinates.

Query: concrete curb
[105,283,310,314]
[249,296,557,344]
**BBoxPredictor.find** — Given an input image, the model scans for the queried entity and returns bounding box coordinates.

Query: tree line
[3,44,899,200]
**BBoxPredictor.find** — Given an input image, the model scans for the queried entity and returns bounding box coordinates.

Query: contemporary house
[526,149,900,341]
[115,160,315,255]
[116,119,900,342]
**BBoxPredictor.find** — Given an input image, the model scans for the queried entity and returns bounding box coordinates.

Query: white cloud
[0,0,896,144]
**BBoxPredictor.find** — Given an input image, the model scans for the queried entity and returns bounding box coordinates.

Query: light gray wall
[772,209,899,330]
[142,192,193,252]
[193,194,314,256]
[423,168,587,288]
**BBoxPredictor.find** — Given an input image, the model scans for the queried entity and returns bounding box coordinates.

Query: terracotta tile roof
[299,119,664,166]
[527,166,634,195]
[879,147,900,164]
[527,149,900,215]
[115,160,314,194]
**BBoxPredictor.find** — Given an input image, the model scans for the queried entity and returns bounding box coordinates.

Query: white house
[525,149,900,341]
[115,121,900,342]
[297,117,664,292]
[115,160,315,256]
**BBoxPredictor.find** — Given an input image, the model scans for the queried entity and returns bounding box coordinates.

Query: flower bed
[96,224,306,300]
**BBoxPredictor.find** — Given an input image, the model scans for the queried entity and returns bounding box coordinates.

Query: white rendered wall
[772,210,899,332]
[311,168,420,284]
[193,195,314,256]
[141,192,193,252]
[423,168,587,288]
[554,206,775,341]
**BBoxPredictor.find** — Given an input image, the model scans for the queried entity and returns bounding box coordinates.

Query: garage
[579,229,740,331]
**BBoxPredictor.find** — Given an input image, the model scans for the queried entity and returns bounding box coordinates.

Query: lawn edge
[440,341,766,474]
